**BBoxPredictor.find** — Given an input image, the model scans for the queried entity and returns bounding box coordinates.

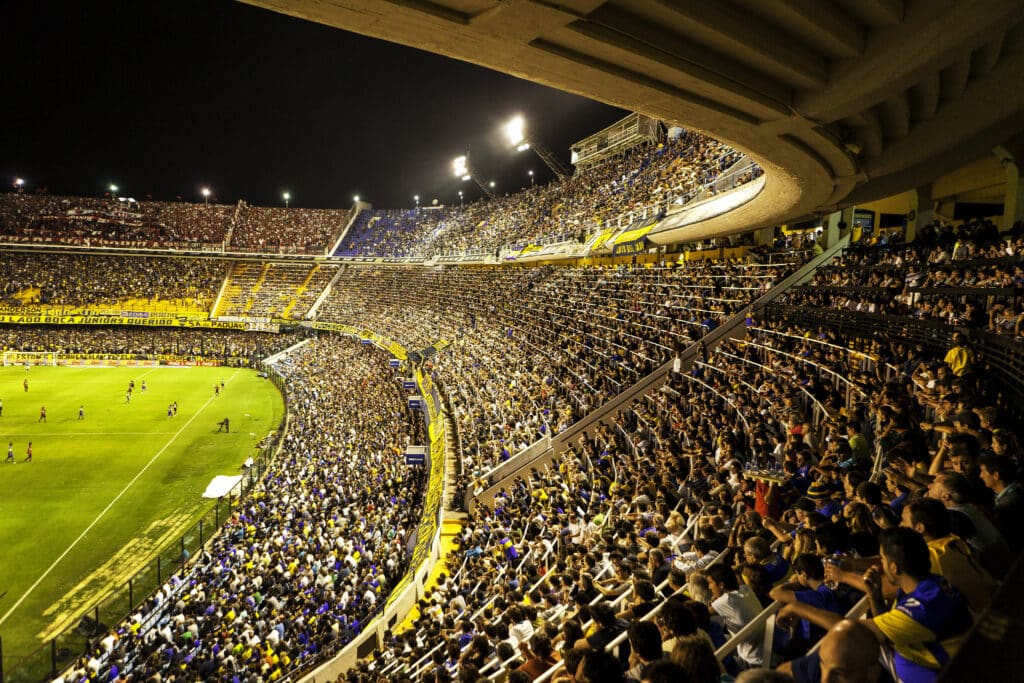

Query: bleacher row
[316,258,803,478]
[0,227,1021,683]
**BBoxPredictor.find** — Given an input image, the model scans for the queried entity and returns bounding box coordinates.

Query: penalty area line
[0,368,242,628]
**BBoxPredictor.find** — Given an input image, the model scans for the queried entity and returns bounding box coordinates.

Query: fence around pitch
[0,368,289,683]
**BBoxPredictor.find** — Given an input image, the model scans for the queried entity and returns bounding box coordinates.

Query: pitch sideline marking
[0,368,242,628]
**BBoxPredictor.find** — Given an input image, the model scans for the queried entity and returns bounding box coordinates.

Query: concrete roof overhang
[243,0,1024,239]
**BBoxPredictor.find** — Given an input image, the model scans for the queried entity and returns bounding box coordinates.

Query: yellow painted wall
[856,190,914,217]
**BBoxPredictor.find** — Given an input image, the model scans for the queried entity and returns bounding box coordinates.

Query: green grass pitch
[0,365,285,675]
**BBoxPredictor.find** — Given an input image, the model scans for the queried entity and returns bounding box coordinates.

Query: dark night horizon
[0,0,628,210]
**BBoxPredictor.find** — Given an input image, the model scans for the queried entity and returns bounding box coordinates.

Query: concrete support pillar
[753,226,774,246]
[908,185,933,243]
[823,208,853,246]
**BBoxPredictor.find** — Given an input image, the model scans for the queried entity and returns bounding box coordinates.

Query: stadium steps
[251,262,271,293]
[391,515,466,634]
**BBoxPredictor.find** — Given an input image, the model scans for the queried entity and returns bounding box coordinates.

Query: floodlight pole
[470,175,496,199]
[527,139,570,179]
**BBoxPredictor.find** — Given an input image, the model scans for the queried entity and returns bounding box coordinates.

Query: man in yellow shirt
[901,498,994,613]
[942,332,974,378]
[779,528,971,683]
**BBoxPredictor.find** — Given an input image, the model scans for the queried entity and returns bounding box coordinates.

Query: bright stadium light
[283,191,291,208]
[14,177,25,191]
[452,155,471,181]
[503,115,569,179]
[505,115,526,148]
[458,190,463,206]
[452,154,494,199]
[414,194,420,207]
[489,180,496,188]
[528,169,535,186]
[201,187,211,205]
[354,195,360,203]
[109,183,119,195]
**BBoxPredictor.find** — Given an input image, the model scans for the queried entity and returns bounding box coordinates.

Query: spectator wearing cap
[806,482,841,519]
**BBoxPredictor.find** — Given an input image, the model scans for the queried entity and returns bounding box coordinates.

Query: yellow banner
[0,314,247,329]
[613,223,655,245]
[385,367,445,609]
[310,322,408,360]
[0,305,209,320]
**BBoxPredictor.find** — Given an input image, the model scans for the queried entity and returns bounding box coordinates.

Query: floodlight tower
[452,154,495,199]
[283,191,291,208]
[201,187,211,205]
[505,116,569,179]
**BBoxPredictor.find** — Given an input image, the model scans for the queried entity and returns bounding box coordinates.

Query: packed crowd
[0,252,225,311]
[215,262,339,320]
[0,193,354,254]
[230,204,353,254]
[0,325,306,362]
[782,226,1024,337]
[317,257,802,476]
[0,193,234,247]
[339,297,1021,683]
[0,220,1015,683]
[336,132,754,259]
[62,336,428,682]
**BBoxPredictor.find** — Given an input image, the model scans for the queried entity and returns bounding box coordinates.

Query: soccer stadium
[1,1,1024,682]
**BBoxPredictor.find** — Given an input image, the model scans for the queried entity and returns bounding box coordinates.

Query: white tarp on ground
[202,475,243,499]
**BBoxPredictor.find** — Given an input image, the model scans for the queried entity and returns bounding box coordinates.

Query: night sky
[0,1,627,209]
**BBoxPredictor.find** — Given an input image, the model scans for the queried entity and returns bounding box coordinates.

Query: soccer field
[0,365,285,677]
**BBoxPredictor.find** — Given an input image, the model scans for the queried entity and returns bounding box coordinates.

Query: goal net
[2,351,58,366]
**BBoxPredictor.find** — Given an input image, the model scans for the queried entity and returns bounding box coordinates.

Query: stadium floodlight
[528,169,535,186]
[489,181,496,188]
[354,195,360,203]
[109,184,118,194]
[283,191,291,208]
[452,154,495,199]
[458,190,463,206]
[503,115,569,179]
[505,115,526,149]
[201,187,211,205]
[452,155,471,181]
[14,177,24,187]
[414,194,419,207]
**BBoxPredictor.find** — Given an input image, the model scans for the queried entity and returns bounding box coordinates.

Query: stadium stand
[0,194,234,248]
[0,326,306,362]
[335,132,756,259]
[316,256,803,478]
[2,130,1021,683]
[214,261,338,320]
[58,336,427,682]
[229,204,353,254]
[5,220,1019,683]
[0,252,224,315]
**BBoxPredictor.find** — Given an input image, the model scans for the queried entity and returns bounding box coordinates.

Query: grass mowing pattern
[0,365,284,674]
